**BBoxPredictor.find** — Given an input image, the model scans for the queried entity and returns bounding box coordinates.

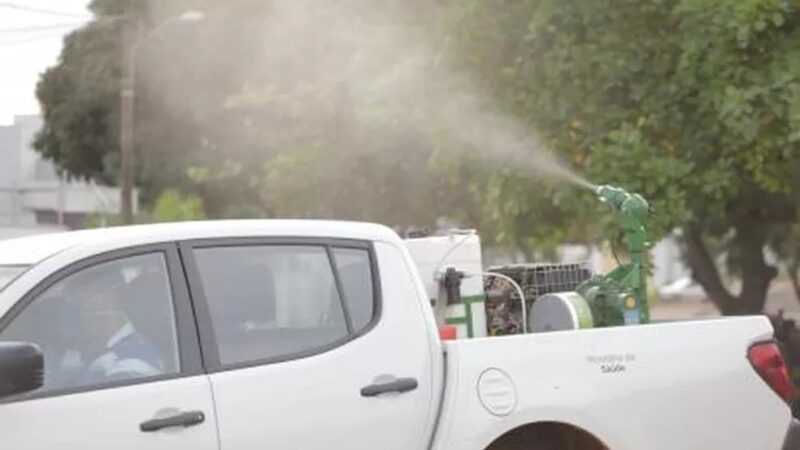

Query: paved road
[652,280,799,321]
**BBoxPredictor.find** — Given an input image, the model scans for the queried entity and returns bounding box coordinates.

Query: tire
[490,426,566,450]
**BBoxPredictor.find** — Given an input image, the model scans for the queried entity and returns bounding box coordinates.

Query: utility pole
[119,14,136,225]
[116,10,203,225]
[56,174,65,227]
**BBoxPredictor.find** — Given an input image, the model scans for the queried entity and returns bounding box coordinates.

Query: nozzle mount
[578,184,651,325]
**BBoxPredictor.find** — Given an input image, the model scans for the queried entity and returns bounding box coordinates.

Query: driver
[65,265,164,385]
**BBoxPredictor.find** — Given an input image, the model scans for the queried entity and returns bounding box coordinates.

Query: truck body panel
[435,316,790,450]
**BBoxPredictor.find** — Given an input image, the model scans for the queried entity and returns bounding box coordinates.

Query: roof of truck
[0,220,399,266]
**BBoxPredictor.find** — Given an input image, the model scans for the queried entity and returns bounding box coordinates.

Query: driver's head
[65,265,128,344]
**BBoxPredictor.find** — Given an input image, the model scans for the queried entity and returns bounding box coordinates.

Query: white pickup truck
[0,220,796,450]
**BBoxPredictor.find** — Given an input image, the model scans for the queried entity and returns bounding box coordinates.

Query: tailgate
[432,316,792,450]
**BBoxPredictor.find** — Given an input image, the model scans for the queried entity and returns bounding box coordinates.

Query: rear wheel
[487,425,566,450]
[486,423,608,450]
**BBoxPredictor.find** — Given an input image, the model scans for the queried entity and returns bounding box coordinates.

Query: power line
[0,22,87,35]
[0,2,90,19]
[0,31,66,46]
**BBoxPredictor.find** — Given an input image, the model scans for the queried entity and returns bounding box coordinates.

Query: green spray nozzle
[595,185,649,222]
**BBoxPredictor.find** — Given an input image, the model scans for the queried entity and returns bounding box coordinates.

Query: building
[0,115,134,239]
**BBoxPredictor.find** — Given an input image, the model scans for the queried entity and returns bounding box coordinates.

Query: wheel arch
[485,421,610,450]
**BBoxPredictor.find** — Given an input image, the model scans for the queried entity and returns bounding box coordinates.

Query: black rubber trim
[176,243,213,372]
[177,241,222,369]
[326,245,354,335]
[178,236,382,373]
[426,352,448,450]
[0,243,204,404]
[783,419,800,450]
[163,244,204,375]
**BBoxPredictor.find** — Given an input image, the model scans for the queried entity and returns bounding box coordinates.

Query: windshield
[0,266,28,292]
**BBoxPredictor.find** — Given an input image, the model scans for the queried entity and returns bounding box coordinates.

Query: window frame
[0,243,203,404]
[178,237,382,373]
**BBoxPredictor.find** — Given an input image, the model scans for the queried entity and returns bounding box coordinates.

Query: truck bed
[433,316,791,450]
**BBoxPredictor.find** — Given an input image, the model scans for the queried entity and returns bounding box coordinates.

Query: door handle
[361,377,418,397]
[140,410,206,432]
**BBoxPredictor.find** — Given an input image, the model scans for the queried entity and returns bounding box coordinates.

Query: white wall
[22,183,120,214]
[15,115,44,182]
[652,235,690,287]
[0,115,132,227]
[0,125,21,188]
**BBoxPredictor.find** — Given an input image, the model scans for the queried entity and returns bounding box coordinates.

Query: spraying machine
[529,185,651,332]
[405,184,652,338]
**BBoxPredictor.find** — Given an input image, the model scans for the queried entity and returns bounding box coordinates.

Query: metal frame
[0,243,204,404]
[178,236,383,373]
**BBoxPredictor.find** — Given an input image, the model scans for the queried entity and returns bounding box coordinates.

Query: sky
[0,1,92,125]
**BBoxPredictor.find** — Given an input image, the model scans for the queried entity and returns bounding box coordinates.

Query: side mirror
[0,342,44,398]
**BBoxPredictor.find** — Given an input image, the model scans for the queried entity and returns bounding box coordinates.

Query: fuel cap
[477,368,517,416]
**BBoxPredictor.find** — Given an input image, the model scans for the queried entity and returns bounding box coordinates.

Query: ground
[652,280,800,321]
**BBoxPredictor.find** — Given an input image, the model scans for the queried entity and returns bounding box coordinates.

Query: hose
[431,231,475,278]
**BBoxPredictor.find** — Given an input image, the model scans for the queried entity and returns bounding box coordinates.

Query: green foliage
[448,0,799,219]
[446,0,800,311]
[34,22,120,185]
[82,188,204,226]
[151,189,205,222]
[84,211,121,228]
[586,124,694,239]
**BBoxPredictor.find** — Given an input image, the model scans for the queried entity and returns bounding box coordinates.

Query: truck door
[0,246,218,450]
[182,238,436,450]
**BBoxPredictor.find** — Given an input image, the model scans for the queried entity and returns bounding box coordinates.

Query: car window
[332,248,375,333]
[193,245,350,366]
[0,253,179,395]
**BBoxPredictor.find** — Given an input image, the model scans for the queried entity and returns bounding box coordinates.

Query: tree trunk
[684,223,777,315]
[684,227,736,314]
[789,257,800,305]
[734,220,778,314]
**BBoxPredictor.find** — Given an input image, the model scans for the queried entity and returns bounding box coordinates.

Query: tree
[34,1,124,186]
[447,0,800,314]
[34,0,277,210]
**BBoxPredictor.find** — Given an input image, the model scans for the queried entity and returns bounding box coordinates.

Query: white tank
[404,231,486,338]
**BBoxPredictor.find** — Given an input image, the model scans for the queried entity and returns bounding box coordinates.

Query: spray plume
[140,0,593,206]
